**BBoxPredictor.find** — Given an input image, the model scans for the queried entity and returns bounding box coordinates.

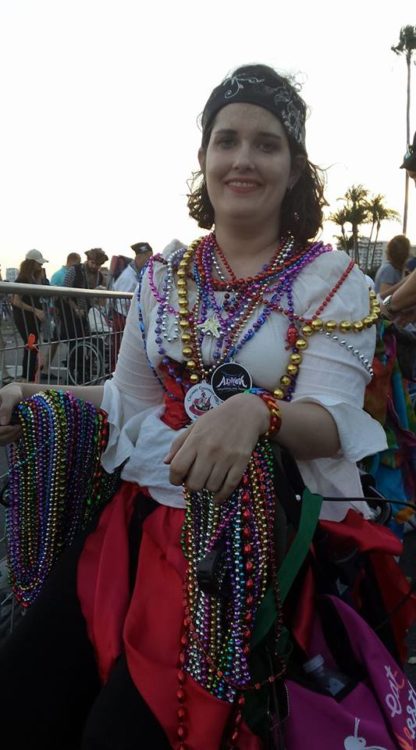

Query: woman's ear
[289,154,306,190]
[198,147,206,173]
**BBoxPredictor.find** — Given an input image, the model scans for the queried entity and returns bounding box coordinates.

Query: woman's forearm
[12,296,35,314]
[379,278,405,297]
[387,269,416,311]
[275,401,340,460]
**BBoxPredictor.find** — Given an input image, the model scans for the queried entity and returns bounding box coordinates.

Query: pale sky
[1,0,416,276]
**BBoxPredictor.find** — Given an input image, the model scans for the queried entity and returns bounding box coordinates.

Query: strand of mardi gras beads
[175,441,285,749]
[6,390,118,607]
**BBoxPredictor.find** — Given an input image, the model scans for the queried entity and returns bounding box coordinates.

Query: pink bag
[284,596,416,749]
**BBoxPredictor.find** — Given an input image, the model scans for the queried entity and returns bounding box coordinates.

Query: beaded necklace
[141,234,381,747]
[6,390,119,607]
[168,234,332,747]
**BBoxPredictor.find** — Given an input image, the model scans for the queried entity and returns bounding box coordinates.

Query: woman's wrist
[243,388,282,437]
[382,293,397,318]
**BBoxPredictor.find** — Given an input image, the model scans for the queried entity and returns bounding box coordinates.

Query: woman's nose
[232,143,254,170]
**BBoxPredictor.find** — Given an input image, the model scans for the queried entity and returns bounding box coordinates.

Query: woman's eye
[258,141,278,153]
[216,137,235,148]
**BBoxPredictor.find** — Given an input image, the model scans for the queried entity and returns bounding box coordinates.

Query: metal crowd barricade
[0,281,133,640]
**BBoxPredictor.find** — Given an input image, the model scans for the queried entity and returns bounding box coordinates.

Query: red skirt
[78,481,261,750]
[77,481,415,749]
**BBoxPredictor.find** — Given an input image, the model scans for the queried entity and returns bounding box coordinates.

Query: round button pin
[184,382,221,421]
[211,362,252,401]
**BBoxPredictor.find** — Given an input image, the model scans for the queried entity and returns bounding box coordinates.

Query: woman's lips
[225,180,260,193]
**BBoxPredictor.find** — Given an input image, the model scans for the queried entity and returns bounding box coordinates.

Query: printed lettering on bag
[382,664,416,747]
[405,684,416,742]
[384,664,406,717]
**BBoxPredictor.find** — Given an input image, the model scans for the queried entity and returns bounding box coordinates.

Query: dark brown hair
[187,64,327,245]
[386,234,410,270]
[17,259,43,283]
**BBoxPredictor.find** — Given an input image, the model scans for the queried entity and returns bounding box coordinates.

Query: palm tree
[328,207,353,253]
[329,187,399,270]
[365,195,400,270]
[391,25,416,233]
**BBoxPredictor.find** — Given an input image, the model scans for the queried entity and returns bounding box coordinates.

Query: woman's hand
[0,383,23,445]
[35,309,45,322]
[164,393,269,504]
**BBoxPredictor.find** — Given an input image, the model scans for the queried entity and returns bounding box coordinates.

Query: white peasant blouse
[100,248,387,522]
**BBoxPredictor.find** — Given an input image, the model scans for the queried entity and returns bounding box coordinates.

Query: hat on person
[406,257,416,273]
[25,249,49,264]
[85,248,109,265]
[400,131,416,170]
[130,242,153,255]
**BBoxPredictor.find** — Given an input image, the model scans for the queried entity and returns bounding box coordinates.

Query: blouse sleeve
[291,250,387,462]
[100,270,165,472]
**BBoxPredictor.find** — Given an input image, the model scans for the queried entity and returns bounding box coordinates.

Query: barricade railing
[0,281,133,640]
[0,281,133,387]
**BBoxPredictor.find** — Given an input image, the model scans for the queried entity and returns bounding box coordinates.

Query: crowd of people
[0,63,415,748]
[4,243,157,382]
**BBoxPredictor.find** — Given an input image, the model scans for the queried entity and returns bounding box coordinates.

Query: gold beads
[290,353,302,365]
[340,320,352,332]
[296,338,308,350]
[311,319,323,331]
[324,320,337,332]
[280,375,291,386]
[273,388,285,400]
[301,324,313,337]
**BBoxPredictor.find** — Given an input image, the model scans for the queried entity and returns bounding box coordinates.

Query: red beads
[286,323,298,346]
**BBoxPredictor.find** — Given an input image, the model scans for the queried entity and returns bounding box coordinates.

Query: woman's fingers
[182,454,220,493]
[0,385,22,426]
[213,460,251,505]
[0,425,22,445]
[164,425,194,465]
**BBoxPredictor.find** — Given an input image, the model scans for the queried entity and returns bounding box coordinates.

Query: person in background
[11,250,48,382]
[50,253,82,286]
[374,234,410,296]
[404,256,416,277]
[88,286,112,338]
[61,248,109,341]
[113,242,153,301]
[49,253,83,367]
[110,242,153,368]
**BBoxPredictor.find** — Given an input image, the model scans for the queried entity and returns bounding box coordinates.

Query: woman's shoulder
[294,244,370,316]
[299,245,363,286]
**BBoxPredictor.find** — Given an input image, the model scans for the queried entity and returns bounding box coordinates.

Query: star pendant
[197,315,221,338]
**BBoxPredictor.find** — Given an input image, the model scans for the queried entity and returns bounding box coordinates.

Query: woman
[11,250,48,381]
[374,234,410,297]
[0,65,408,749]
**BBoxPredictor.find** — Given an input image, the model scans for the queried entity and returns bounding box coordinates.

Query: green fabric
[244,488,323,737]
[251,487,323,649]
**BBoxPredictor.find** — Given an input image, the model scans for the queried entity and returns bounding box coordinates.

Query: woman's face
[199,103,301,235]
